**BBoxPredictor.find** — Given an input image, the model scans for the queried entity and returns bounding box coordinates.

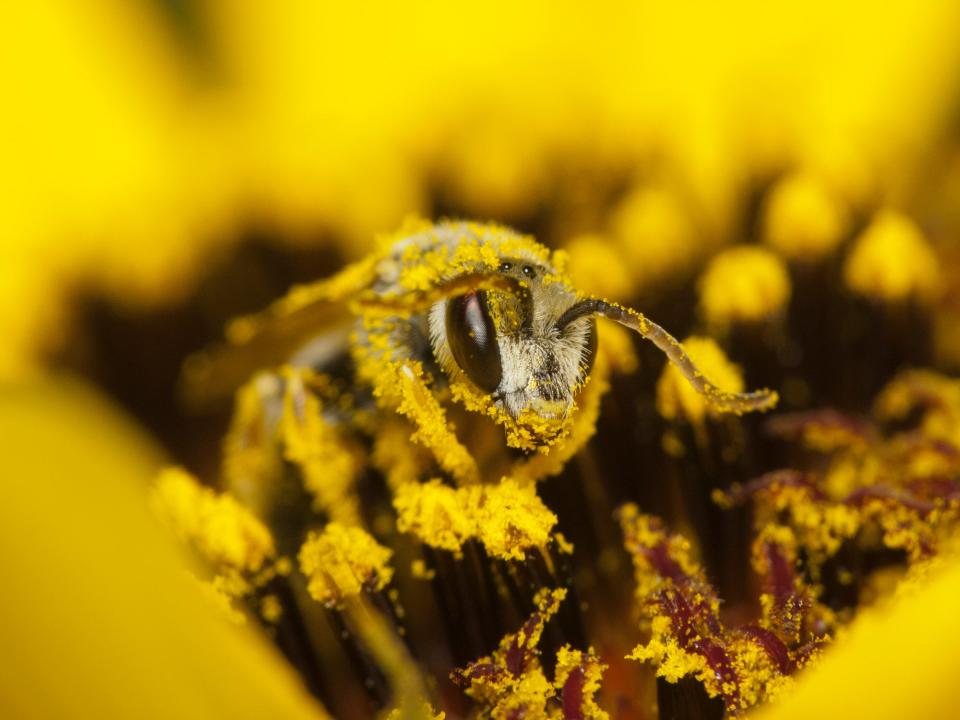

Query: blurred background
[5,2,960,469]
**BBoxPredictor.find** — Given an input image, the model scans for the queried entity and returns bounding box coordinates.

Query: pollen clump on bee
[844,211,943,304]
[371,418,434,490]
[298,523,394,608]
[448,373,574,453]
[221,374,282,516]
[698,245,791,328]
[389,361,480,484]
[656,336,745,425]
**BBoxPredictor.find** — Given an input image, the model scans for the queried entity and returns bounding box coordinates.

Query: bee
[183,219,776,488]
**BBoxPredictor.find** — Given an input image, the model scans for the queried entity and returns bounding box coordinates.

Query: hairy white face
[428,260,597,420]
[492,319,595,418]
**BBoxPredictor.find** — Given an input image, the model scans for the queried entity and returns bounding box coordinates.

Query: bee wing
[180,257,532,409]
[179,256,380,409]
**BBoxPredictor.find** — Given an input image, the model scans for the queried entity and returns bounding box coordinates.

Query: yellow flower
[7,2,960,718]
[394,479,475,556]
[393,477,558,561]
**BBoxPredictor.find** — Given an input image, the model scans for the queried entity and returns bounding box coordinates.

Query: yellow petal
[760,555,960,719]
[0,378,326,719]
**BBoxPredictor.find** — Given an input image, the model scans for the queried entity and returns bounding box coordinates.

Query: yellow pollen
[298,523,394,607]
[394,479,474,556]
[152,467,275,574]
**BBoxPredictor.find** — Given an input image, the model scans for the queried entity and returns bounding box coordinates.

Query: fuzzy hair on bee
[182,219,777,467]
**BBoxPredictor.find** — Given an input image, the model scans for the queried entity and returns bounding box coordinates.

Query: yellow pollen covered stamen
[393,477,558,561]
[394,479,474,557]
[553,646,610,720]
[298,523,394,608]
[763,172,849,261]
[469,478,558,561]
[453,588,568,717]
[699,245,792,328]
[843,211,942,304]
[152,467,276,574]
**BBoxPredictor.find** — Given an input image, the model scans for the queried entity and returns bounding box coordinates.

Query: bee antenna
[582,297,779,414]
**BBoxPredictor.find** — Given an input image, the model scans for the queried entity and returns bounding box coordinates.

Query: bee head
[429,261,597,425]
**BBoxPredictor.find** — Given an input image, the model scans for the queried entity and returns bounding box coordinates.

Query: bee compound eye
[445,291,503,393]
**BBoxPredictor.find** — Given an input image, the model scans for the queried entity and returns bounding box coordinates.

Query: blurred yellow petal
[0,378,325,719]
[760,556,960,720]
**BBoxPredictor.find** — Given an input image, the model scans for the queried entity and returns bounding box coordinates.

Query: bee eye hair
[446,291,503,392]
[581,318,598,377]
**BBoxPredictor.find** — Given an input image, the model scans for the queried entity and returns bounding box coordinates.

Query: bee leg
[221,371,287,517]
[375,361,479,486]
[371,418,433,491]
[280,368,363,524]
[180,257,381,408]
